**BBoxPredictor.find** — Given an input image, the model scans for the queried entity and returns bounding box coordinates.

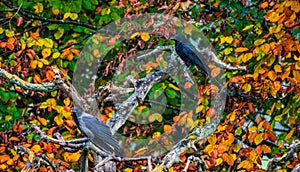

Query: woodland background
[0,0,299,171]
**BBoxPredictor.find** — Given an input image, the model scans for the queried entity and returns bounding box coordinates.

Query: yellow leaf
[254,39,265,46]
[274,64,282,73]
[152,131,161,138]
[254,133,264,145]
[0,28,4,34]
[39,59,49,65]
[70,13,78,20]
[168,83,180,91]
[37,61,43,68]
[52,52,61,59]
[233,144,241,153]
[64,97,71,106]
[237,160,253,169]
[123,168,133,172]
[5,30,14,37]
[242,24,254,31]
[62,110,72,119]
[63,12,71,20]
[184,24,193,34]
[33,3,43,13]
[208,135,217,145]
[148,113,163,122]
[31,145,41,153]
[47,98,56,106]
[43,38,53,48]
[293,70,300,82]
[277,169,287,172]
[236,47,249,53]
[260,44,270,53]
[40,102,49,109]
[54,28,64,40]
[242,53,253,63]
[140,32,150,42]
[220,36,234,45]
[215,158,223,166]
[224,47,233,55]
[54,115,63,126]
[42,48,51,58]
[242,83,251,93]
[267,11,279,22]
[271,81,281,97]
[268,70,277,81]
[295,61,300,70]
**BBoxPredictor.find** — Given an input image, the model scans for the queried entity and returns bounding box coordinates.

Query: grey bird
[171,34,211,76]
[71,107,119,154]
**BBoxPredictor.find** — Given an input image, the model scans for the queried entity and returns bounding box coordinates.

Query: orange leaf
[46,70,55,81]
[0,155,10,163]
[208,135,217,145]
[9,136,20,141]
[262,144,271,153]
[163,125,172,134]
[33,74,42,84]
[267,70,277,81]
[285,128,295,140]
[179,152,186,162]
[260,2,268,9]
[211,67,220,77]
[266,131,277,142]
[31,145,41,153]
[236,47,249,53]
[263,121,271,130]
[249,131,258,143]
[37,116,47,126]
[140,32,150,42]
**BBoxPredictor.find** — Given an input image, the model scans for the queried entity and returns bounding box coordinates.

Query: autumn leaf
[33,3,43,13]
[42,48,51,58]
[236,47,249,53]
[140,32,150,42]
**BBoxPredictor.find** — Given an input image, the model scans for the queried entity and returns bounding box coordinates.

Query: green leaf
[83,1,92,10]
[34,134,42,141]
[111,13,121,21]
[54,27,64,40]
[166,87,176,99]
[48,24,59,30]
[22,2,33,9]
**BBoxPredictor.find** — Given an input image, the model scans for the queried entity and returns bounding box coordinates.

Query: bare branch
[0,68,57,91]
[267,140,300,172]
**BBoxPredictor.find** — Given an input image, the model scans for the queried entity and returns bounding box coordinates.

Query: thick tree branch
[0,68,57,91]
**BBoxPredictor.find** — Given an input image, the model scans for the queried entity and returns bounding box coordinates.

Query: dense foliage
[0,0,299,171]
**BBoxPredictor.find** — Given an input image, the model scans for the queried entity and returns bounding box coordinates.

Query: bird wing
[81,115,120,154]
[180,42,211,76]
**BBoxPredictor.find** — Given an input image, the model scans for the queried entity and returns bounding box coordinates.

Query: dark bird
[171,34,211,76]
[71,107,119,154]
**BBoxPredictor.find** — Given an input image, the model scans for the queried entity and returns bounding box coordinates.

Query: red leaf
[16,17,23,27]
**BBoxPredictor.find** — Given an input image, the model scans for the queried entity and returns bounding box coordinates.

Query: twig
[267,140,300,172]
[31,124,87,149]
[0,68,57,91]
